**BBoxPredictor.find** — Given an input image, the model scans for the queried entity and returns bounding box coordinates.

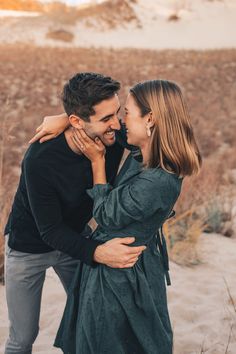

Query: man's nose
[110,116,121,130]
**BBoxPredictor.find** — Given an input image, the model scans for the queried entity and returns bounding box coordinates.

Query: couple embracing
[4,72,201,354]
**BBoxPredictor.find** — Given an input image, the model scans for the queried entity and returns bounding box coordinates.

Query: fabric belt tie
[156,209,175,287]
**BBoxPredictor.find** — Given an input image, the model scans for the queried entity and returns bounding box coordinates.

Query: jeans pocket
[4,234,11,257]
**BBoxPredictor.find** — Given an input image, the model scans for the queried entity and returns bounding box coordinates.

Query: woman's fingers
[72,128,105,160]
[36,124,43,132]
[72,129,87,149]
[73,129,96,151]
[95,137,105,151]
[75,128,92,145]
[72,135,84,150]
[73,129,87,146]
[29,130,46,144]
[40,134,58,143]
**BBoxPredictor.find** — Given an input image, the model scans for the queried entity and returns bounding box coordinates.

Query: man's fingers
[121,262,136,268]
[125,245,146,254]
[126,256,139,263]
[120,237,135,245]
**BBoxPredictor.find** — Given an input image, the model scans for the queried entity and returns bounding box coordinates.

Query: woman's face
[123,93,149,147]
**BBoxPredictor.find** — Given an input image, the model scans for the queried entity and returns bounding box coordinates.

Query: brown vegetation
[46,29,74,42]
[0,45,235,279]
[168,14,180,21]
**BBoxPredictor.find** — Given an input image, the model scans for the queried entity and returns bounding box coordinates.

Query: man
[4,72,145,354]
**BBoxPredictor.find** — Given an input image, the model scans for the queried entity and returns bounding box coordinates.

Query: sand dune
[0,0,235,49]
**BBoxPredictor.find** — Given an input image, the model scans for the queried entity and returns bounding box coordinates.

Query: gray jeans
[4,238,80,354]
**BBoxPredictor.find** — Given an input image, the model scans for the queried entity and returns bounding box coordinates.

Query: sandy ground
[0,233,235,354]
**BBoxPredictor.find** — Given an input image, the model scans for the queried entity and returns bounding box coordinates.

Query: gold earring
[146,125,151,137]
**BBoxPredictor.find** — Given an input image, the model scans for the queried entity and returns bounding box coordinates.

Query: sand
[0,0,235,49]
[0,233,235,354]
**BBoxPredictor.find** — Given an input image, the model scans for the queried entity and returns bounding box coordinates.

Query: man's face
[83,94,121,146]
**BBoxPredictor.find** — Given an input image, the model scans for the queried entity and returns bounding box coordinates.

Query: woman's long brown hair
[130,80,202,177]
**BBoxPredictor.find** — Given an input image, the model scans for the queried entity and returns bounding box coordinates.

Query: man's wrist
[93,244,105,264]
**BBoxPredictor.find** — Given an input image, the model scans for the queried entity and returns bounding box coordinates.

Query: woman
[37,80,201,353]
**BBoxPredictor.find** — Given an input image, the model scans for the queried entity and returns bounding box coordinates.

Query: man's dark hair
[62,72,120,121]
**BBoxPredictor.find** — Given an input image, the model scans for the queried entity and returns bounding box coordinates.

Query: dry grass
[0,97,20,283]
[164,210,206,265]
[0,45,236,279]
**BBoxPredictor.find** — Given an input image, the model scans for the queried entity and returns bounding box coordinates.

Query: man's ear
[69,115,85,129]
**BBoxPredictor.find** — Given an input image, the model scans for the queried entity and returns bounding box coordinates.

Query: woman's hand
[29,113,69,144]
[72,128,106,163]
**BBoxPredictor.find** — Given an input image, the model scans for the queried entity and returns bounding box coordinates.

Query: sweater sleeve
[87,169,179,231]
[24,157,101,265]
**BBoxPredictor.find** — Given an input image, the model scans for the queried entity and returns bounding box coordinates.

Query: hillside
[0,0,235,49]
[0,0,43,11]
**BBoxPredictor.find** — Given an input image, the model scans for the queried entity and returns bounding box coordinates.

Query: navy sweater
[5,132,124,265]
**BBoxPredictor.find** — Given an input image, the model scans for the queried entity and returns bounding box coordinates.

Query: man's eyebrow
[99,106,121,121]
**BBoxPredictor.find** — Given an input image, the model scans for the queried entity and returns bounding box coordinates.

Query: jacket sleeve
[24,157,101,265]
[87,169,179,231]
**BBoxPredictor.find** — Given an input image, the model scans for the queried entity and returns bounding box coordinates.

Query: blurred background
[0,1,236,353]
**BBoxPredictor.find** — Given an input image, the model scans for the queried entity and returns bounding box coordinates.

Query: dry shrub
[164,210,206,266]
[0,95,24,283]
[165,151,236,264]
[204,189,236,237]
[168,14,180,21]
[46,29,74,43]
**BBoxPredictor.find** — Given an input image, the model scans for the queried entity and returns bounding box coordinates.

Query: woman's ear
[146,112,155,128]
[69,115,85,129]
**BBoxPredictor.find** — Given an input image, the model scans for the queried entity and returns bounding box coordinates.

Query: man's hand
[93,237,146,268]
